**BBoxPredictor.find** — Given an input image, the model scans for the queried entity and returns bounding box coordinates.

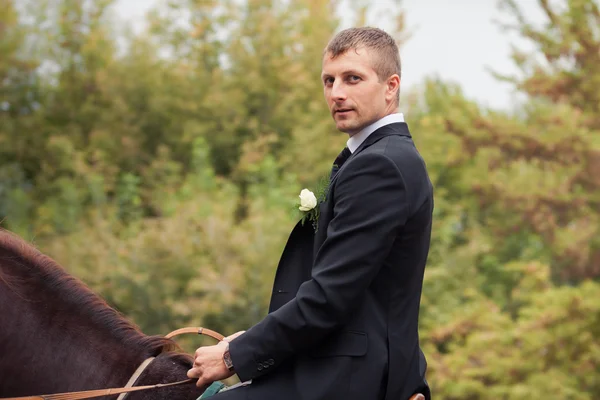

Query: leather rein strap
[116,357,155,400]
[1,327,224,400]
[2,378,195,400]
[165,327,224,341]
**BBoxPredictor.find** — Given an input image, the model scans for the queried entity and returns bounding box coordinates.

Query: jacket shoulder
[360,134,425,172]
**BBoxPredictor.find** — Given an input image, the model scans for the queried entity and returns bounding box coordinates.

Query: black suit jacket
[229,122,433,400]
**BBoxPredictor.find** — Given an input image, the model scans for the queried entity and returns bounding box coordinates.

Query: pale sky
[112,0,546,110]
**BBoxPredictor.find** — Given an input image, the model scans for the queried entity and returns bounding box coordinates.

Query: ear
[385,74,400,103]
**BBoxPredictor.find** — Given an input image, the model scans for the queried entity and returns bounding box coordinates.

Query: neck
[0,234,203,399]
[0,260,158,396]
[0,287,147,396]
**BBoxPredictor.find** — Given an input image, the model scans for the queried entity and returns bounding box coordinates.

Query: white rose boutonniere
[294,171,332,232]
[297,188,320,231]
[298,189,317,212]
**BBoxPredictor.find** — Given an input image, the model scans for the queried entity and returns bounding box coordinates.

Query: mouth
[334,108,354,116]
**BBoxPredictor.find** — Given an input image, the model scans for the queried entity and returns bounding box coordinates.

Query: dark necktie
[330,147,352,181]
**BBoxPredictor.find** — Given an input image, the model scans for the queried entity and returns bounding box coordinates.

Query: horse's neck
[0,238,199,398]
[0,278,147,396]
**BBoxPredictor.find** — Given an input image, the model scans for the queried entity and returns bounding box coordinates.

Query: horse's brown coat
[0,229,204,399]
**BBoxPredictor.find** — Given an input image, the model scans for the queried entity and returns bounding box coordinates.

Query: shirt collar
[347,113,405,153]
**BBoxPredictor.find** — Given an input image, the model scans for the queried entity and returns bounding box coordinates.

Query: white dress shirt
[346,113,405,153]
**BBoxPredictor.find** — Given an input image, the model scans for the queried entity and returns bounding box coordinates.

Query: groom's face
[321,47,391,136]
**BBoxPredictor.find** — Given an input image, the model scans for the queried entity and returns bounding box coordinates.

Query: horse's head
[0,229,205,399]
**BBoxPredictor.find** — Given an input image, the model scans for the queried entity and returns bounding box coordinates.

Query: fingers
[187,363,201,379]
[188,355,219,385]
[187,366,213,389]
[195,345,206,358]
[187,354,205,380]
[196,376,211,389]
[189,350,201,379]
[189,343,233,389]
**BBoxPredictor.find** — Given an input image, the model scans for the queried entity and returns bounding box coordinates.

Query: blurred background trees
[1,0,598,398]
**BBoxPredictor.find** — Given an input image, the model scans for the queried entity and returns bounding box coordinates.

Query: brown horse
[0,229,205,399]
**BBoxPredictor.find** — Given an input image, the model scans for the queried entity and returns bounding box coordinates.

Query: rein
[116,357,155,400]
[1,327,225,400]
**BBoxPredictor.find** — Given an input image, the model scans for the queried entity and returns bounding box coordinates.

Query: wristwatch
[223,342,235,372]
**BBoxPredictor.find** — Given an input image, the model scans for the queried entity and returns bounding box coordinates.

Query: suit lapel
[269,220,315,313]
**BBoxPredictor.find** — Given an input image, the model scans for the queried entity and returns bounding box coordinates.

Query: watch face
[224,350,234,371]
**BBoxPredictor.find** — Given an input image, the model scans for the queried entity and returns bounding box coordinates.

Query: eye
[323,77,334,86]
[347,75,361,83]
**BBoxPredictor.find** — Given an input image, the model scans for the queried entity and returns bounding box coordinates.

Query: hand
[187,341,235,388]
[223,330,245,342]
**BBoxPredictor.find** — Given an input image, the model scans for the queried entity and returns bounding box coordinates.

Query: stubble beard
[335,113,363,136]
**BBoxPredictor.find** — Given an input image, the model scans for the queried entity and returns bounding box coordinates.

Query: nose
[330,80,346,102]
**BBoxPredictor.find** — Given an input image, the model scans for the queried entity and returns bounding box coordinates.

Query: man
[188,26,433,400]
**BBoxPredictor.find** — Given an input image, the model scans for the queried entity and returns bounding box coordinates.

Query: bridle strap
[116,357,155,400]
[1,326,224,400]
[0,379,195,400]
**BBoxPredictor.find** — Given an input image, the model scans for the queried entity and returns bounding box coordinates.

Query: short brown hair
[324,27,401,84]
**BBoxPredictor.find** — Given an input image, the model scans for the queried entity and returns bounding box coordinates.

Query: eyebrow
[343,70,364,76]
[321,70,365,79]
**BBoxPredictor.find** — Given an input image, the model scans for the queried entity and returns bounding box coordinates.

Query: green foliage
[116,172,143,224]
[425,273,600,399]
[0,0,598,398]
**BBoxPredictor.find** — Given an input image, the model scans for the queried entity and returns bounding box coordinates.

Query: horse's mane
[0,229,182,359]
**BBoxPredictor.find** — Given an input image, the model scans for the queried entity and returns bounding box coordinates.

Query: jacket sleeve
[228,152,410,382]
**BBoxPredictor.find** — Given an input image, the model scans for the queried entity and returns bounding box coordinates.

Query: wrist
[222,341,235,372]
